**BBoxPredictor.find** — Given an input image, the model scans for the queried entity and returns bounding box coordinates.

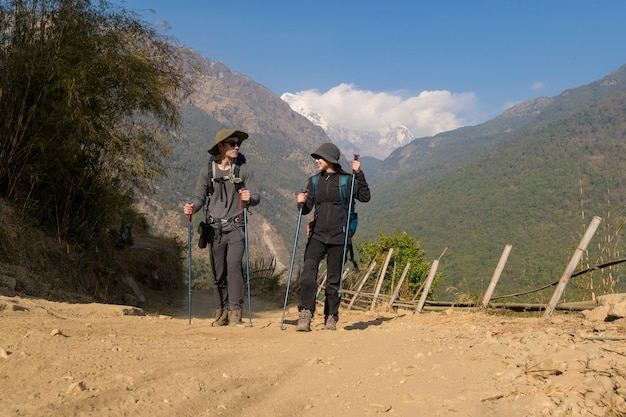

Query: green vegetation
[357,231,440,300]
[0,0,193,301]
[0,0,193,243]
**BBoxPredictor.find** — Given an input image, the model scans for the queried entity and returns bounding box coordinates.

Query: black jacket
[301,170,370,245]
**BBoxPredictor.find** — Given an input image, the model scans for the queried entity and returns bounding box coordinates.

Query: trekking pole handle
[240,188,249,209]
[187,201,193,223]
[352,154,361,173]
[297,188,307,210]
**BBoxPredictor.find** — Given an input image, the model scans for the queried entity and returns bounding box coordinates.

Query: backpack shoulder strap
[339,174,350,208]
[311,173,320,201]
[202,160,216,219]
[232,160,244,192]
[206,160,216,196]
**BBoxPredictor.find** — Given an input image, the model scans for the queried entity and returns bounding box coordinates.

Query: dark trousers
[298,237,343,320]
[209,228,245,311]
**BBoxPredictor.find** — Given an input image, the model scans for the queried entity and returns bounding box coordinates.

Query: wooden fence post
[415,259,439,314]
[480,244,512,310]
[388,263,410,308]
[370,248,394,311]
[347,260,377,310]
[543,216,602,317]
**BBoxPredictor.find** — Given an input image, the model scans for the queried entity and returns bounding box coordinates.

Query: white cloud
[532,82,545,91]
[503,100,519,110]
[285,83,477,138]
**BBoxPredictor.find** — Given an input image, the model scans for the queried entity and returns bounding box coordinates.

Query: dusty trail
[1,289,625,417]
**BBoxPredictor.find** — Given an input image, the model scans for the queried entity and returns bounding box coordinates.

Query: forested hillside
[359,89,626,300]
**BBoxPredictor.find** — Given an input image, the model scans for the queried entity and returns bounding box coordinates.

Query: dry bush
[0,199,184,305]
[0,199,87,300]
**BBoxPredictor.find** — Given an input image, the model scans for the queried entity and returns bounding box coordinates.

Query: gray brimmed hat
[208,129,249,156]
[311,143,341,165]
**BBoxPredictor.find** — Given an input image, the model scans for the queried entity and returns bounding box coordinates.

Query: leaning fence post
[416,259,440,314]
[370,248,394,311]
[388,262,410,308]
[480,244,513,310]
[543,216,602,318]
[348,260,377,310]
[414,248,447,313]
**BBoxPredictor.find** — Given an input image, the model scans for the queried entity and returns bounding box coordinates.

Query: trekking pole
[187,202,193,325]
[242,189,253,327]
[280,189,307,330]
[339,154,359,297]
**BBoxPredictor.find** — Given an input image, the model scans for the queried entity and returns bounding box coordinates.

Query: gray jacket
[190,154,260,222]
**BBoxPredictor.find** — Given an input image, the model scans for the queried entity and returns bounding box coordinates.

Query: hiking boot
[211,309,229,327]
[325,315,337,331]
[228,309,242,327]
[296,309,312,332]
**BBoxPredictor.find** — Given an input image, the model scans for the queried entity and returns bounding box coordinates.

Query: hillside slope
[361,90,626,299]
[373,64,626,188]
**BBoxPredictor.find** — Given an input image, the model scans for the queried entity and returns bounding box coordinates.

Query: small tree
[358,231,438,298]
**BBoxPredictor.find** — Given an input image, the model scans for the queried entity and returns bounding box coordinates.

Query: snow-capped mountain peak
[281,93,414,159]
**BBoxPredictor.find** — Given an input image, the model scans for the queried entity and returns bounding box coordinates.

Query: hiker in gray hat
[184,128,260,326]
[295,142,370,331]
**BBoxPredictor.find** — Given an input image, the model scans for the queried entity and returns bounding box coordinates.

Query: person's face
[315,157,332,172]
[219,138,241,158]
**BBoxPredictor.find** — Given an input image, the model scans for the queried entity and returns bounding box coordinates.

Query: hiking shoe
[228,309,242,327]
[325,315,337,331]
[296,309,312,332]
[211,309,229,327]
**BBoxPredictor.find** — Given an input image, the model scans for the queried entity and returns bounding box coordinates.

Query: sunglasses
[222,139,241,147]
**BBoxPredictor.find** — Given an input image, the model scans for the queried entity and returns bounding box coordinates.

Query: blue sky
[115,0,626,137]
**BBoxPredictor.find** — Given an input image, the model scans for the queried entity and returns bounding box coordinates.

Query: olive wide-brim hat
[208,129,249,156]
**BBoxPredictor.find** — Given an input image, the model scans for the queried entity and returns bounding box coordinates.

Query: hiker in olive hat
[294,142,370,331]
[184,128,260,326]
